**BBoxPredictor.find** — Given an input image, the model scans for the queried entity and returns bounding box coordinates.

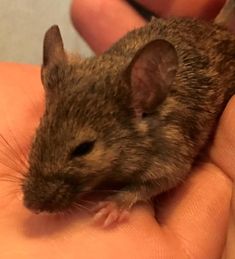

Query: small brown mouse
[22,0,235,227]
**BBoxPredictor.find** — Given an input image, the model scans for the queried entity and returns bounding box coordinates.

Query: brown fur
[22,4,235,213]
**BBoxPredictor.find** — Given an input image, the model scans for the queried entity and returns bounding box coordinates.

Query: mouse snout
[22,174,79,213]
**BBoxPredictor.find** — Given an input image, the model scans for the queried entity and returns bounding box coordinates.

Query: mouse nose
[22,174,79,213]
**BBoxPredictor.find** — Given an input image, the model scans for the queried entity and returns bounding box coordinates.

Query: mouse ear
[126,39,178,117]
[43,25,66,67]
[41,25,67,89]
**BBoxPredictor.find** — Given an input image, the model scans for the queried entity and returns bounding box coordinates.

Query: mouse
[22,0,235,227]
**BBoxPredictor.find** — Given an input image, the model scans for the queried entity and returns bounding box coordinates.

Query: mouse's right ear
[125,39,178,117]
[41,25,67,90]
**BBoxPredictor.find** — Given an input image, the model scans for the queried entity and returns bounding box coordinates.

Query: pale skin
[0,0,235,258]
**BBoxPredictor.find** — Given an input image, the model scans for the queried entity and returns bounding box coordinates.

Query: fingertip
[167,0,224,19]
[70,0,145,54]
[137,0,224,19]
[70,0,226,53]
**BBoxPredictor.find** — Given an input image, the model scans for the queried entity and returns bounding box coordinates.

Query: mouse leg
[92,187,146,228]
[92,174,182,227]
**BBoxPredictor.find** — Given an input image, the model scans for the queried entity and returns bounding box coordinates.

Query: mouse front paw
[92,192,139,227]
[92,201,130,227]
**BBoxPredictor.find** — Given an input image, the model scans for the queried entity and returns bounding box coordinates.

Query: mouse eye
[70,141,95,158]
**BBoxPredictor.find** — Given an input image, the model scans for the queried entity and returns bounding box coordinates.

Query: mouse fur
[22,2,235,222]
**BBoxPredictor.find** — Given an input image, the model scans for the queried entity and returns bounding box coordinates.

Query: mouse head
[22,25,178,213]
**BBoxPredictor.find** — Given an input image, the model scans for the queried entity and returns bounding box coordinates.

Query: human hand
[0,1,234,258]
[71,0,225,53]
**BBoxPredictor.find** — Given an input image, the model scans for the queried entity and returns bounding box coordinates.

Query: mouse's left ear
[41,25,67,90]
[125,39,178,117]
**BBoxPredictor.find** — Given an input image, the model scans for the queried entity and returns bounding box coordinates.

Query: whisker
[0,189,20,200]
[18,134,32,154]
[71,202,92,214]
[0,133,28,171]
[0,134,22,161]
[72,189,128,196]
[79,199,96,206]
[88,189,128,194]
[0,177,21,183]
[0,160,25,175]
[0,150,26,173]
[0,173,25,182]
[0,141,25,170]
[6,129,29,169]
[0,178,22,194]
[0,100,31,171]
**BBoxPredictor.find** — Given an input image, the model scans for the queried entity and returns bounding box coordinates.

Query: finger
[210,96,235,180]
[136,0,224,19]
[70,0,146,54]
[157,163,231,259]
[71,0,225,54]
[223,184,235,259]
[153,93,235,257]
[209,96,235,259]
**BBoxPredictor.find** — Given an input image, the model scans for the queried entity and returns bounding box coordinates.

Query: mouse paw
[91,190,142,227]
[92,201,130,228]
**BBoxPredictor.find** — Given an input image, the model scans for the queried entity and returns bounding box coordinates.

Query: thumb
[210,95,235,180]
[210,95,235,259]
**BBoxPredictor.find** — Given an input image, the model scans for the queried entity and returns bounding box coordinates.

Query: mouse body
[22,0,235,226]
